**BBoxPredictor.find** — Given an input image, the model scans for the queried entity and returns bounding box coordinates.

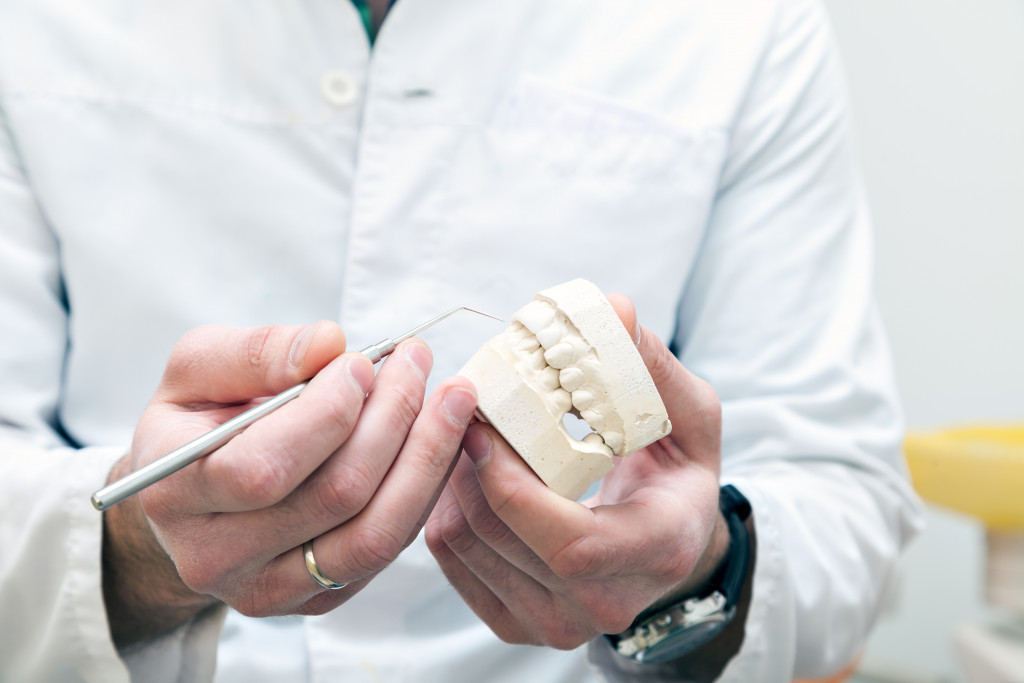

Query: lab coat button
[321,70,357,108]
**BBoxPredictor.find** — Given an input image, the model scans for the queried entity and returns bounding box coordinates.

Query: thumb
[158,321,351,404]
[606,293,721,465]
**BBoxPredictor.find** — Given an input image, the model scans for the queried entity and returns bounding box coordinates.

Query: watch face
[642,622,726,664]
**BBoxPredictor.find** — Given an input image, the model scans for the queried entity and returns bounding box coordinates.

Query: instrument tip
[461,307,504,323]
[394,306,503,344]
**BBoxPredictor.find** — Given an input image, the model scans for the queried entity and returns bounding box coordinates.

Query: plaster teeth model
[459,279,672,500]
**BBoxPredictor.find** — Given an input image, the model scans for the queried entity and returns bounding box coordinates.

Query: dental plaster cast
[460,279,671,500]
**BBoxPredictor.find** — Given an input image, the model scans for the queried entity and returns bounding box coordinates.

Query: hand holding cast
[425,295,729,649]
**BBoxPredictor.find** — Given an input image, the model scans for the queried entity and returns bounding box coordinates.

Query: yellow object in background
[904,426,1024,530]
[906,426,1024,679]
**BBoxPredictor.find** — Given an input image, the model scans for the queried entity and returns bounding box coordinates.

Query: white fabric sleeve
[588,0,924,680]
[676,0,925,679]
[0,104,223,683]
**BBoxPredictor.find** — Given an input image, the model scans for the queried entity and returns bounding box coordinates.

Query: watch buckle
[614,591,728,658]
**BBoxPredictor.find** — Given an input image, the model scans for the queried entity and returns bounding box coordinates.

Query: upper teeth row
[512,300,624,455]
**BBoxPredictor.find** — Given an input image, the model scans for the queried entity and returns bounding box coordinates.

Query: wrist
[607,485,754,667]
[101,454,218,647]
[648,508,732,615]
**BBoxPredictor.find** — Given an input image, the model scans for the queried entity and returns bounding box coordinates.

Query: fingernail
[442,387,477,424]
[346,356,374,394]
[463,425,492,468]
[289,324,318,368]
[404,342,433,380]
[634,325,643,346]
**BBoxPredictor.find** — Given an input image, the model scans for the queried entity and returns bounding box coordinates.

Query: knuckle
[600,612,638,636]
[646,345,677,383]
[381,384,424,433]
[174,553,225,596]
[313,462,375,523]
[297,591,345,617]
[422,518,446,554]
[538,620,590,651]
[226,452,291,508]
[318,393,361,439]
[233,593,275,618]
[460,498,522,554]
[243,326,276,373]
[467,505,505,541]
[487,476,533,521]
[493,622,534,646]
[584,598,636,635]
[694,379,722,432]
[232,571,287,618]
[137,485,179,524]
[547,538,605,581]
[436,509,476,555]
[347,525,403,575]
[170,326,213,361]
[163,326,218,385]
[393,445,459,503]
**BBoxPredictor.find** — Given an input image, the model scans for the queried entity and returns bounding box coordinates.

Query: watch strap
[713,484,752,611]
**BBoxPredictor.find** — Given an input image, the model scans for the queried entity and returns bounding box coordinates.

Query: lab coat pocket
[435,76,727,311]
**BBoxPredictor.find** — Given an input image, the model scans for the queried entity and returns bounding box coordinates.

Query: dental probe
[91,307,501,511]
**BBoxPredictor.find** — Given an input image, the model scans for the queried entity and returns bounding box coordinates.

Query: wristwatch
[608,484,752,664]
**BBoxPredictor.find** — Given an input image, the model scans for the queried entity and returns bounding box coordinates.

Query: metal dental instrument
[91,307,500,511]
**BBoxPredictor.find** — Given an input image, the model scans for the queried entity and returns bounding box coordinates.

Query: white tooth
[536,323,563,349]
[602,431,624,454]
[539,366,561,391]
[580,409,605,432]
[517,335,541,352]
[550,388,572,413]
[582,433,613,456]
[544,342,574,369]
[533,347,550,368]
[578,357,602,382]
[570,337,591,359]
[514,300,556,333]
[559,367,584,392]
[571,389,595,411]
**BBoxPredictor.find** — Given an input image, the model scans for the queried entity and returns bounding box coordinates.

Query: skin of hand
[424,294,734,651]
[102,321,478,647]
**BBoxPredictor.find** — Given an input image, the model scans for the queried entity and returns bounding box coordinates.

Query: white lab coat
[0,0,923,681]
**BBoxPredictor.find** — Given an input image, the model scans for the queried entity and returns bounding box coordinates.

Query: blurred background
[824,0,1024,681]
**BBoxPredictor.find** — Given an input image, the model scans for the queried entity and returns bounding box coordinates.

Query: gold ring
[303,540,347,590]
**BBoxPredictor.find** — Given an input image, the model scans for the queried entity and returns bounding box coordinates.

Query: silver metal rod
[90,382,307,511]
[91,307,500,511]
